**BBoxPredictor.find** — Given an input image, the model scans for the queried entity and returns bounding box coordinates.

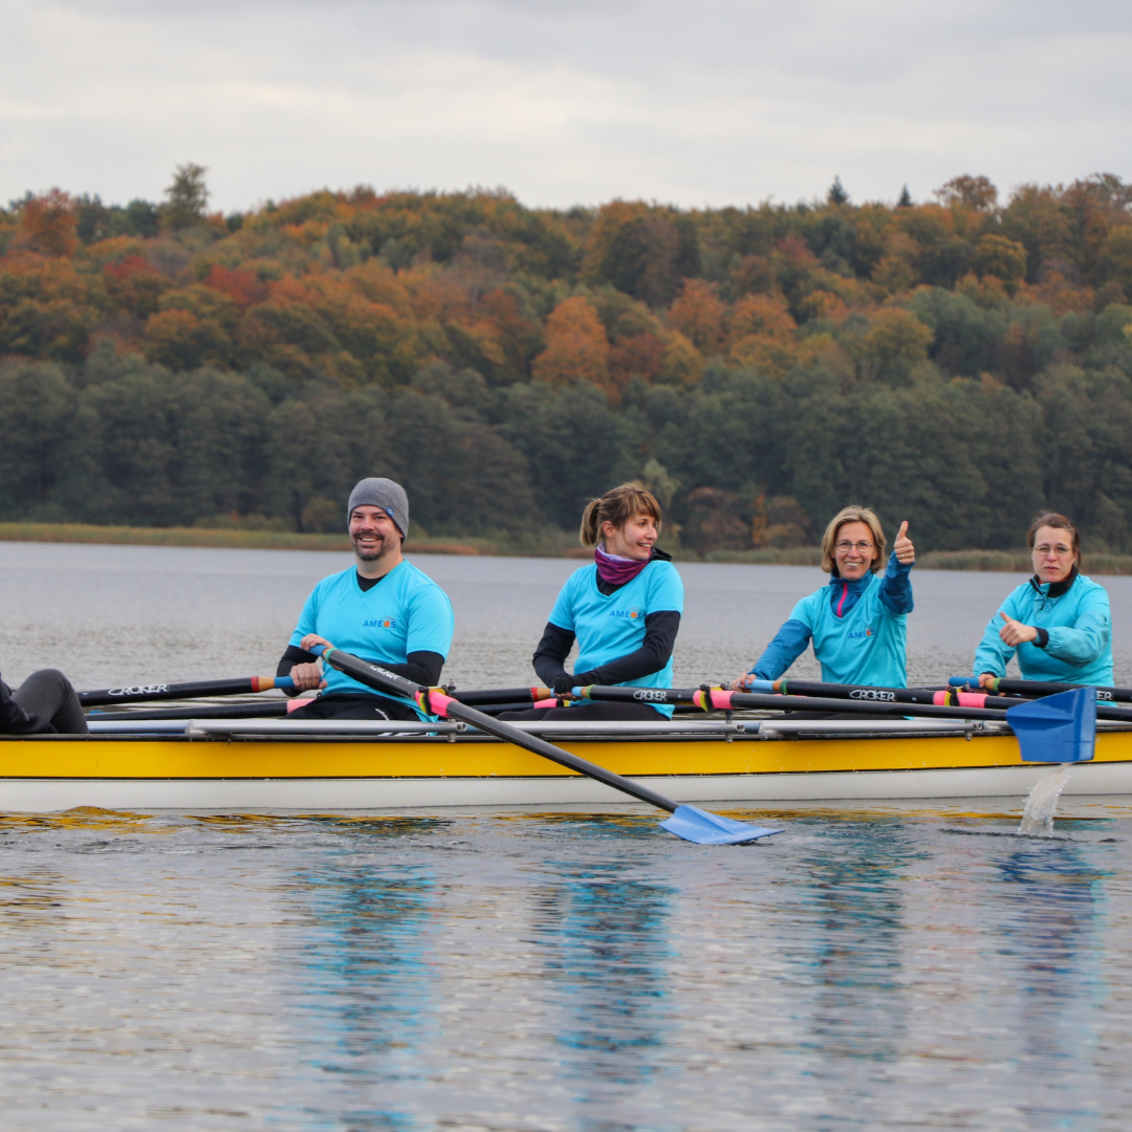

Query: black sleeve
[277,645,444,691]
[533,622,577,686]
[0,678,52,735]
[572,611,681,687]
[378,651,445,687]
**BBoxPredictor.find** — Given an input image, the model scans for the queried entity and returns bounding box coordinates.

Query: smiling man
[277,478,455,721]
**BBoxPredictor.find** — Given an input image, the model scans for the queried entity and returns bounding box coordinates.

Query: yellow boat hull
[1,728,1131,810]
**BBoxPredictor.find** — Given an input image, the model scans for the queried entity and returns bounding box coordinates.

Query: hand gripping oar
[950,675,1132,704]
[79,676,295,707]
[309,646,780,846]
[572,683,1008,722]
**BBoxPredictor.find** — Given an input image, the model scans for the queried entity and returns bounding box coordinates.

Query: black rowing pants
[499,702,667,722]
[286,692,421,722]
[14,670,88,734]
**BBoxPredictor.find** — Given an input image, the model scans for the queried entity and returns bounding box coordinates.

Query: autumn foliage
[2,172,1132,551]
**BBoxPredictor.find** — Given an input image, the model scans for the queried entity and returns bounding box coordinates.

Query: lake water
[2,543,1132,1129]
[3,542,1132,690]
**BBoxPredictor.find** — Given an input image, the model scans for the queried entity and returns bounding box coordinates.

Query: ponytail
[579,483,662,548]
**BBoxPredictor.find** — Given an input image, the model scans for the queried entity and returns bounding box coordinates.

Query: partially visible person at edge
[501,483,684,722]
[0,668,87,735]
[277,478,455,722]
[733,505,916,690]
[973,511,1112,688]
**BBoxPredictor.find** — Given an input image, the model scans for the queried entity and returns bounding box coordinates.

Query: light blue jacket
[973,571,1113,685]
[751,554,913,687]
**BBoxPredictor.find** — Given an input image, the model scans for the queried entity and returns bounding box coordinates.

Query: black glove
[551,673,575,695]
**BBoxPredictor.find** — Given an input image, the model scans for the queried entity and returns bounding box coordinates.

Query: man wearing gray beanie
[275,478,455,721]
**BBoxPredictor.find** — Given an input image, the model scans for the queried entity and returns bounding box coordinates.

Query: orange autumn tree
[16,190,79,258]
[668,279,726,356]
[531,296,611,393]
[727,293,799,377]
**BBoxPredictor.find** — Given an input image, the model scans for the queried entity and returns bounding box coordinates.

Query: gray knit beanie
[347,478,409,539]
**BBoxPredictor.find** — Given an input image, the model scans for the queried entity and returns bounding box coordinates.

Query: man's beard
[352,533,392,561]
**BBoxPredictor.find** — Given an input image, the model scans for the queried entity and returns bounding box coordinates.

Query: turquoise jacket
[751,553,913,687]
[973,571,1113,685]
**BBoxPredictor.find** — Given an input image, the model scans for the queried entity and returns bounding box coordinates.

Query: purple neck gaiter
[595,543,651,586]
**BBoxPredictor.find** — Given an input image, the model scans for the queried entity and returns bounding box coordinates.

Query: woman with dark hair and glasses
[973,512,1112,687]
[733,504,916,689]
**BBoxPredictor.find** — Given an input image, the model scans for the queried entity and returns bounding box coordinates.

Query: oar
[745,677,953,706]
[942,688,1132,724]
[449,686,551,706]
[571,683,1007,722]
[79,675,295,707]
[950,675,1132,704]
[308,646,780,846]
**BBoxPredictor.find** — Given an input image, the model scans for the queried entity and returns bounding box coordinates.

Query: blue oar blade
[659,804,782,845]
[1006,686,1096,762]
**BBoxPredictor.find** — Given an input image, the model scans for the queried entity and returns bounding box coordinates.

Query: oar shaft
[765,679,946,706]
[950,676,1132,703]
[317,648,681,812]
[947,690,1132,723]
[450,686,552,706]
[442,701,679,811]
[79,676,294,707]
[575,683,1006,721]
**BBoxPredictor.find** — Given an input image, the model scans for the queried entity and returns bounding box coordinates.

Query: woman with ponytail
[503,483,684,721]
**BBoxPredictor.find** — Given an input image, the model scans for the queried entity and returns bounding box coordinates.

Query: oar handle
[311,646,681,812]
[78,675,295,707]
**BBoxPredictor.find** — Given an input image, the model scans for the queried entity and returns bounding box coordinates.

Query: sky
[2,0,1129,214]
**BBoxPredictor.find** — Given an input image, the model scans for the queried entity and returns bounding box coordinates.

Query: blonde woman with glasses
[973,512,1112,687]
[733,505,916,690]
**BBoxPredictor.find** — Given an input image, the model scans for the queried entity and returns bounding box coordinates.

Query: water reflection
[1,809,1132,1130]
[798,820,925,1067]
[294,862,437,1128]
[533,859,672,1128]
[990,845,1108,1123]
[0,870,66,932]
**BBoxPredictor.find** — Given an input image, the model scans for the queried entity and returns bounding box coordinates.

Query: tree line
[1,167,1131,552]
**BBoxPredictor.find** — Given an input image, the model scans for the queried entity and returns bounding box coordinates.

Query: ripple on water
[0,806,1129,1129]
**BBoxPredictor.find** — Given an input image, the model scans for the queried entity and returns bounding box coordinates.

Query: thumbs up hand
[893,520,915,565]
[998,611,1038,647]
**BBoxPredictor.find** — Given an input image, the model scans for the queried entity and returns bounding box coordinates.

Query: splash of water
[1018,766,1074,836]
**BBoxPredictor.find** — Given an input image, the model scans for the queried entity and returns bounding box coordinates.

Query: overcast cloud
[2,0,1128,212]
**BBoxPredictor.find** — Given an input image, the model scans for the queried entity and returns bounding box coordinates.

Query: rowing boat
[3,715,1132,811]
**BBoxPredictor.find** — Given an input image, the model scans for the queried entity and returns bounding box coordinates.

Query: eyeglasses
[1033,545,1074,558]
[835,541,875,554]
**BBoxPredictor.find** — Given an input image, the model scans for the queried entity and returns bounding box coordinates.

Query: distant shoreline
[3,523,1131,574]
